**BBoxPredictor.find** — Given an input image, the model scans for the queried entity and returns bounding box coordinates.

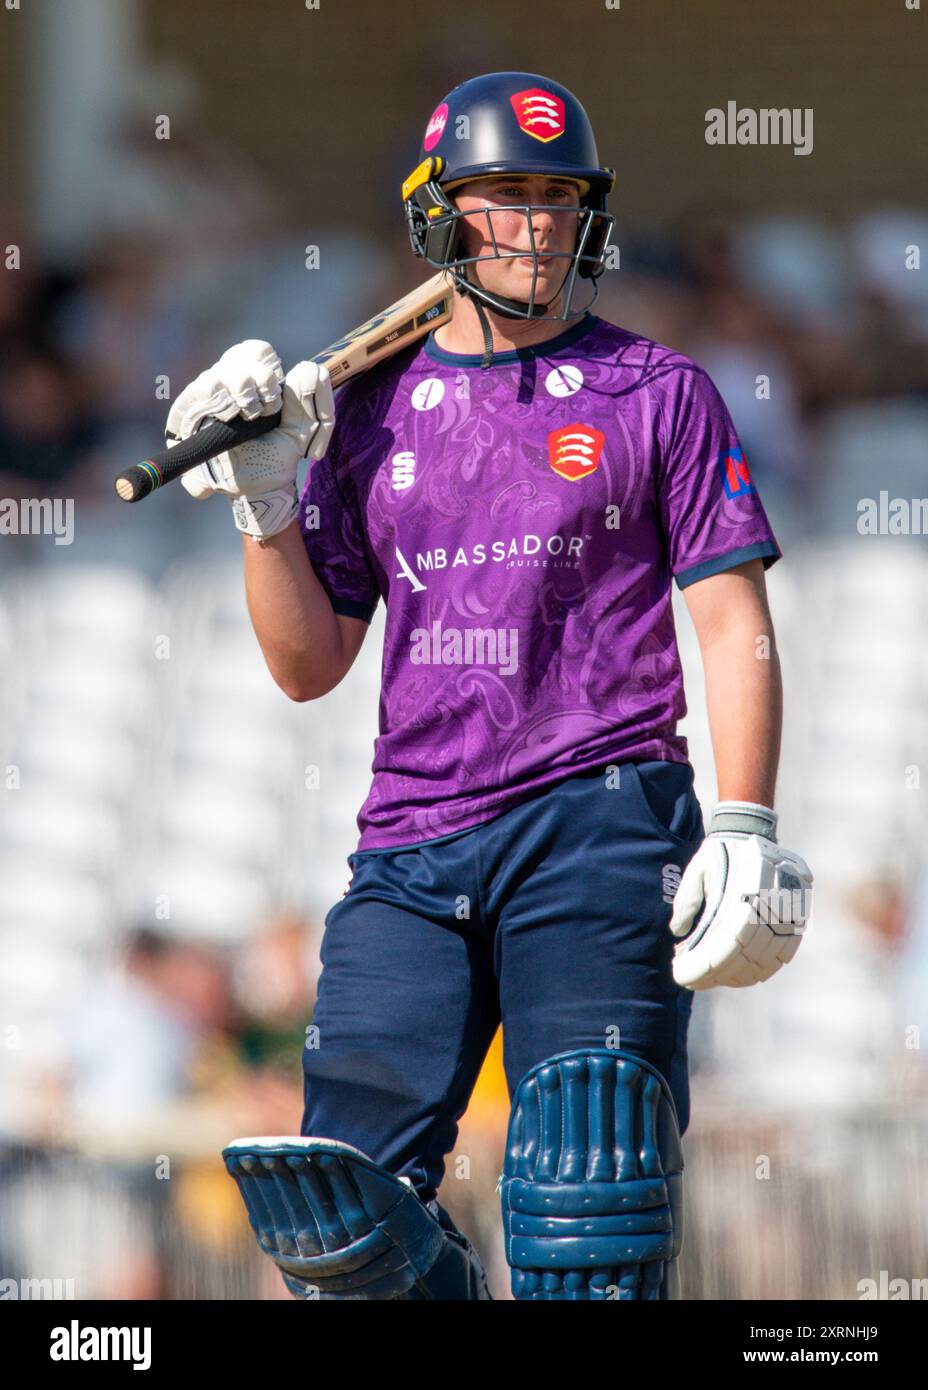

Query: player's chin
[507,257,568,302]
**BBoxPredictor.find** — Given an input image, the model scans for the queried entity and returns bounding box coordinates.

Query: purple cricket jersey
[299,314,781,851]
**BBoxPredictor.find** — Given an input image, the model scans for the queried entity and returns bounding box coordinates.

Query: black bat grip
[114,409,283,503]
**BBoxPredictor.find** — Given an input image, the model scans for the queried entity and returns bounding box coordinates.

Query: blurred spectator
[231,910,319,1078]
[55,231,200,438]
[60,927,232,1133]
[851,870,928,1097]
[0,342,97,498]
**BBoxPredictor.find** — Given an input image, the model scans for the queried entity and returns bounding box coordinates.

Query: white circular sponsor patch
[545,364,584,398]
[411,378,446,411]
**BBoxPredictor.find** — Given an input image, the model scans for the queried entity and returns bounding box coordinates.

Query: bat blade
[313,270,454,386]
[114,271,455,503]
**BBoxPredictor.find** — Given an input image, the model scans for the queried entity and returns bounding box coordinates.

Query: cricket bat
[114,270,455,503]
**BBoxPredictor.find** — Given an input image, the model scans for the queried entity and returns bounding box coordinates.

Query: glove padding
[167,341,335,540]
[669,808,812,990]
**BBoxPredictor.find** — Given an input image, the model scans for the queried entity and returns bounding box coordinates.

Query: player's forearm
[242,521,347,700]
[700,625,783,808]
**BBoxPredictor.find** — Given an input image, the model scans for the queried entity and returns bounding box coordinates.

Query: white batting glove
[166,341,335,541]
[669,801,813,990]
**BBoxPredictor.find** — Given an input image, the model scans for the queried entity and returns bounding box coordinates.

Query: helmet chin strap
[458,269,552,369]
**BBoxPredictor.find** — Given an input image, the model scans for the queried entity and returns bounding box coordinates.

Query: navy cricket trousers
[301,759,705,1201]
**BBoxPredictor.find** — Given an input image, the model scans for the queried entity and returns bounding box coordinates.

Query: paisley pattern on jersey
[300,316,780,850]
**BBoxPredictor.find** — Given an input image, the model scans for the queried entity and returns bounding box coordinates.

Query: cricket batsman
[167,72,813,1299]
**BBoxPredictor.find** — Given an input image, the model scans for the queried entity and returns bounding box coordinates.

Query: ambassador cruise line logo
[393,529,588,593]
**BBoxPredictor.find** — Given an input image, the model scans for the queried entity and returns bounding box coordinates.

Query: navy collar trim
[425,313,596,368]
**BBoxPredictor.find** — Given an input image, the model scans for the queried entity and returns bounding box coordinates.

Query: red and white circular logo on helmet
[423,102,449,151]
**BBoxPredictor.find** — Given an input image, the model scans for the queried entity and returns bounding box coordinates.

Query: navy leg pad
[501,1049,684,1300]
[223,1137,450,1299]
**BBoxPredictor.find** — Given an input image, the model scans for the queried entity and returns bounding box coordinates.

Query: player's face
[452,175,583,307]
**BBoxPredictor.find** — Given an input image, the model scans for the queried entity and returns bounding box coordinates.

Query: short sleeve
[298,428,380,625]
[654,362,782,589]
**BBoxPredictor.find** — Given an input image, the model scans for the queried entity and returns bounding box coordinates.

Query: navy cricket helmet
[402,71,616,322]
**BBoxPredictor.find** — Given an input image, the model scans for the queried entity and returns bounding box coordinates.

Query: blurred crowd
[0,912,320,1298]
